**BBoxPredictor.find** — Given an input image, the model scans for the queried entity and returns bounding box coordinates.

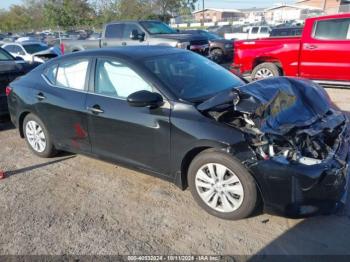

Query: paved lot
[0,88,349,256]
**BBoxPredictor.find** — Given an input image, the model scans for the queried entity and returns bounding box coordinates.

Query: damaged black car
[7,47,349,220]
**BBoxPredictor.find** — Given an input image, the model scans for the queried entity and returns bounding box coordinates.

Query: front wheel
[210,48,224,64]
[23,114,57,158]
[188,149,258,220]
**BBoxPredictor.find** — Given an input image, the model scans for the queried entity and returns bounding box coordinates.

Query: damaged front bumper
[249,125,350,218]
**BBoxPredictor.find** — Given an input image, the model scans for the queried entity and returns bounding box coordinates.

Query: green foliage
[0,0,198,32]
[43,0,96,29]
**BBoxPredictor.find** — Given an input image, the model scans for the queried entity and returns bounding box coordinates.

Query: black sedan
[7,47,349,219]
[181,29,234,63]
[0,47,39,116]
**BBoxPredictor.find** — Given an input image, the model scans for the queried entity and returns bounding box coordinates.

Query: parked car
[2,42,61,64]
[224,26,271,40]
[231,13,350,87]
[61,20,209,56]
[181,29,233,63]
[0,47,39,116]
[7,46,349,220]
[269,27,303,37]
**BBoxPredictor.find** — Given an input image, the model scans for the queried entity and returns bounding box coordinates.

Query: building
[264,4,323,23]
[192,8,244,23]
[295,0,350,13]
[240,7,266,23]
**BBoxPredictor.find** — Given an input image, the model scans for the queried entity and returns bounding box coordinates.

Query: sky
[0,0,295,10]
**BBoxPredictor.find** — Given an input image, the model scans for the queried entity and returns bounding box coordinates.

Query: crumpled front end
[198,77,349,217]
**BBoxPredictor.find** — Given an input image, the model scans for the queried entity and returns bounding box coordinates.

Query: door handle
[122,42,127,46]
[36,93,46,101]
[87,105,104,114]
[305,44,317,50]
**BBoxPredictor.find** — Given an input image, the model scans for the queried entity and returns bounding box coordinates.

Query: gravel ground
[0,88,349,256]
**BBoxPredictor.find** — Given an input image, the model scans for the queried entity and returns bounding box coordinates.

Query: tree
[43,0,96,29]
[155,0,198,18]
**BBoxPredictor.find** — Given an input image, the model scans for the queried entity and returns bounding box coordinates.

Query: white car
[2,42,61,64]
[224,26,271,40]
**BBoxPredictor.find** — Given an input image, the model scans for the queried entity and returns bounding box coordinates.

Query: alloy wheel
[255,68,274,79]
[195,163,244,213]
[25,120,47,153]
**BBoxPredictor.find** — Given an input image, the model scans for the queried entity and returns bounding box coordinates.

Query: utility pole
[323,0,327,11]
[202,0,205,24]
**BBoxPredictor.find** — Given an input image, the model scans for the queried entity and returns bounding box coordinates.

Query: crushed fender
[198,77,348,165]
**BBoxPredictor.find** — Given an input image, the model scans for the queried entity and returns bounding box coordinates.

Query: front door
[120,23,148,46]
[300,17,350,81]
[101,23,124,47]
[86,58,171,175]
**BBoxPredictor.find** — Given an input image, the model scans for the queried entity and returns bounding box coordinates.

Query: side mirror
[127,90,163,108]
[130,29,145,41]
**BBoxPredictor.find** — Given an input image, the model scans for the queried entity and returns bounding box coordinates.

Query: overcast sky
[0,0,295,10]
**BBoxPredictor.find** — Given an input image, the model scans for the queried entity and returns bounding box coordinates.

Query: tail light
[5,86,12,96]
[60,43,65,55]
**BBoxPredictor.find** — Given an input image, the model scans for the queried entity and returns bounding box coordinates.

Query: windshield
[23,44,48,54]
[140,21,177,34]
[0,48,14,61]
[143,52,244,101]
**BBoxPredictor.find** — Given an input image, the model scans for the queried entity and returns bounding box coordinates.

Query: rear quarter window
[43,64,58,85]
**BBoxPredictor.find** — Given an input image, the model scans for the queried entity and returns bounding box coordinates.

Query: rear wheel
[188,149,258,220]
[23,114,56,158]
[252,62,281,80]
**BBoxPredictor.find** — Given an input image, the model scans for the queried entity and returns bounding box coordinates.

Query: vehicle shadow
[249,190,350,260]
[0,116,15,131]
[5,155,76,178]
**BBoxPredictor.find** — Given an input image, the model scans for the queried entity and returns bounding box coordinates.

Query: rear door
[101,23,124,48]
[299,17,350,81]
[85,57,171,175]
[38,58,91,152]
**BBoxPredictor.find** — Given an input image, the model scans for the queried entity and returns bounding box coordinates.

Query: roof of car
[3,41,45,46]
[62,46,185,61]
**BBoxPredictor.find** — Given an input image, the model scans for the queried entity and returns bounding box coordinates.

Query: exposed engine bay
[198,77,348,166]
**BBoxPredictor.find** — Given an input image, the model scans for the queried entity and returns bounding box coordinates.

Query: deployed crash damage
[198,77,347,165]
[31,47,61,63]
[198,77,349,216]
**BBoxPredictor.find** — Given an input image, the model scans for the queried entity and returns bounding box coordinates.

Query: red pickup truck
[231,13,350,87]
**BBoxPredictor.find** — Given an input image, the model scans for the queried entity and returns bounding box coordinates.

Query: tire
[23,113,57,158]
[188,149,257,220]
[251,62,281,80]
[210,48,224,64]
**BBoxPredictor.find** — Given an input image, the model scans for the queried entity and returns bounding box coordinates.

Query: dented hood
[198,77,332,135]
[32,46,61,56]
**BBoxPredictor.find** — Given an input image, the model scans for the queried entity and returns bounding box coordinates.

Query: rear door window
[314,18,350,40]
[105,24,123,39]
[56,59,89,90]
[43,64,58,85]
